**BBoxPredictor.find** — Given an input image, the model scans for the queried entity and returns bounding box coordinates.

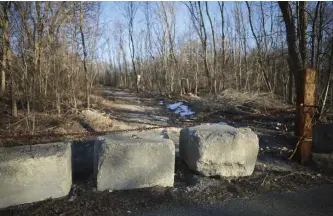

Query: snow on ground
[167,102,195,117]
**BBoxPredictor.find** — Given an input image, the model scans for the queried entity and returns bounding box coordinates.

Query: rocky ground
[1,87,333,216]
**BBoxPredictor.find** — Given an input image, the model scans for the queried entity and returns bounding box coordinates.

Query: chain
[0,119,199,147]
[0,105,307,148]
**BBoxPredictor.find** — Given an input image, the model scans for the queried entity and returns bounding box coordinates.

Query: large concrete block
[94,131,175,191]
[180,124,259,177]
[313,123,333,153]
[0,142,72,209]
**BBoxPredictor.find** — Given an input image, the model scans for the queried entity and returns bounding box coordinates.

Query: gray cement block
[180,124,259,177]
[94,131,175,192]
[0,142,72,209]
[313,123,333,153]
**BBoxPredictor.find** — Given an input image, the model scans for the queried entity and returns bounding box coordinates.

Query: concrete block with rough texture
[94,131,175,191]
[0,142,72,209]
[313,123,333,153]
[180,124,259,177]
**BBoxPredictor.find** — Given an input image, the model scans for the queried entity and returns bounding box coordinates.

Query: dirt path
[91,87,182,152]
[2,87,333,216]
[100,88,169,127]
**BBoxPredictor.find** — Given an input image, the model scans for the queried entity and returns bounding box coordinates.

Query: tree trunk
[279,1,314,165]
[279,1,303,136]
[79,2,90,109]
[287,57,294,104]
[205,2,217,93]
[218,1,226,91]
[299,1,307,68]
[319,39,333,118]
[2,2,17,117]
[0,55,5,98]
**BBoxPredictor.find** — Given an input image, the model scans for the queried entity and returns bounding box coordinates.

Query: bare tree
[124,2,140,93]
[217,1,226,91]
[246,1,272,92]
[1,2,16,117]
[186,2,211,90]
[79,2,90,109]
[205,2,217,93]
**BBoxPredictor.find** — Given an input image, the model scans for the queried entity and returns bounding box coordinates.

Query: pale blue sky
[96,1,279,62]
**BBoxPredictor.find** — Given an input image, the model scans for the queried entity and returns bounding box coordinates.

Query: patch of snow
[167,102,183,111]
[167,102,195,117]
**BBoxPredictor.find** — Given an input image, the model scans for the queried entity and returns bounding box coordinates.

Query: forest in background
[1,1,333,120]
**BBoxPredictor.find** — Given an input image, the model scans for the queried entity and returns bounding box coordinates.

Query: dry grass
[81,109,114,131]
[185,89,290,119]
[218,89,289,111]
[0,112,86,136]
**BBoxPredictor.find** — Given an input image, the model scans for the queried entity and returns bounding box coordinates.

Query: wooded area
[1,1,333,128]
[2,3,333,214]
[0,2,100,118]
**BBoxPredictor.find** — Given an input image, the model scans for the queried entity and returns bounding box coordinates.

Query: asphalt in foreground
[141,184,333,216]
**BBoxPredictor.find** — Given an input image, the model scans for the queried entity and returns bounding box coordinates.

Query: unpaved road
[96,87,182,152]
[99,88,169,127]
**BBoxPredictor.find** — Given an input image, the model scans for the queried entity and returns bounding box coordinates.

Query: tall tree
[79,2,90,109]
[246,1,272,92]
[186,1,211,90]
[279,1,313,164]
[125,2,140,92]
[1,2,16,117]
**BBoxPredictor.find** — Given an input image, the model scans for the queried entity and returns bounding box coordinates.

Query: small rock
[131,134,140,139]
[185,187,192,192]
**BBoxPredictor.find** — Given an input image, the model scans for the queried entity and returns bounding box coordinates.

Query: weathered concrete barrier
[0,142,72,209]
[313,123,333,153]
[94,131,175,191]
[180,124,259,177]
